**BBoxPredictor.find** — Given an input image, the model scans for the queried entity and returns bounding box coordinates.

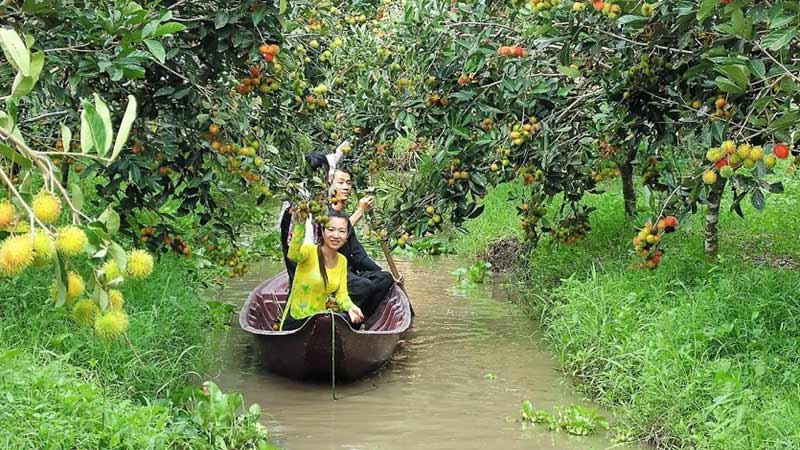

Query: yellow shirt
[281,222,353,329]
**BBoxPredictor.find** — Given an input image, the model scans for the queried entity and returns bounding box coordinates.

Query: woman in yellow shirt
[280,209,365,331]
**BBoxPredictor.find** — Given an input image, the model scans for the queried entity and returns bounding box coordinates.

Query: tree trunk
[619,145,638,217]
[60,160,70,189]
[704,178,727,262]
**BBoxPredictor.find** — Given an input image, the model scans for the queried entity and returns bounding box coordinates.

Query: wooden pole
[380,240,401,280]
[380,240,415,317]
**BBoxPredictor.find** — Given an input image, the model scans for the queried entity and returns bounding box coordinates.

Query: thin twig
[586,26,694,55]
[758,44,800,85]
[43,44,94,53]
[0,166,50,230]
[447,21,517,34]
[20,111,70,124]
[0,126,91,222]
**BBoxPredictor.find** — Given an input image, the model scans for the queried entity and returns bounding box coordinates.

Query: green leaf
[70,183,84,211]
[10,50,43,99]
[617,15,649,27]
[94,285,109,311]
[214,13,229,29]
[767,181,784,194]
[81,103,106,155]
[99,206,120,235]
[93,94,113,155]
[715,76,745,94]
[58,124,70,155]
[747,58,766,79]
[252,9,269,26]
[142,20,159,38]
[144,39,166,64]
[715,65,749,89]
[762,26,798,52]
[698,0,717,22]
[110,95,137,163]
[108,240,127,266]
[0,28,31,75]
[153,22,186,37]
[770,14,795,29]
[54,254,68,307]
[279,0,287,14]
[768,111,799,131]
[0,143,31,169]
[557,65,580,78]
[731,9,753,40]
[80,108,92,153]
[751,189,765,211]
[0,111,24,146]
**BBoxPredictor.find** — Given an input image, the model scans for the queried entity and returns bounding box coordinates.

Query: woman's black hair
[315,209,350,288]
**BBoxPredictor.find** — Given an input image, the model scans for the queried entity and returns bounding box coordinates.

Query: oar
[380,240,416,317]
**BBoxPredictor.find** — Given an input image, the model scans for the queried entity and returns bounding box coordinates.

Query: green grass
[0,254,218,399]
[451,181,524,255]
[464,172,800,449]
[0,252,274,449]
[0,346,271,450]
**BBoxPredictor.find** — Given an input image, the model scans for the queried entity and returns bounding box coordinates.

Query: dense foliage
[2,0,799,448]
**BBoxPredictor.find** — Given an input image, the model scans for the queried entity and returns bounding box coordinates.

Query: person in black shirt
[279,147,400,320]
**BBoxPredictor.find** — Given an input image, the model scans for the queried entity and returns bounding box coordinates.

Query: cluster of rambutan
[1,188,155,340]
[702,140,790,185]
[633,216,678,269]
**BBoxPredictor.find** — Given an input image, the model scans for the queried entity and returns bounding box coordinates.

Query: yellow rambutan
[0,200,14,228]
[126,249,154,279]
[94,310,129,340]
[32,190,62,224]
[72,299,100,326]
[31,232,56,264]
[0,234,34,276]
[56,226,88,256]
[108,289,125,310]
[67,271,85,300]
[102,259,124,283]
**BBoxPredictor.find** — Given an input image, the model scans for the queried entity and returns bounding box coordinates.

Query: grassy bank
[458,175,800,449]
[0,255,273,449]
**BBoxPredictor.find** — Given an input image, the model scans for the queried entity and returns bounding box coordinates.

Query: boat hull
[240,271,412,381]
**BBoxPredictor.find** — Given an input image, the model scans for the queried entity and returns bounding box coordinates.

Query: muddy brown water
[213,257,638,450]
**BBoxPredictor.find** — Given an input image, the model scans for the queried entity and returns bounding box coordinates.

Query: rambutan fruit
[67,271,85,300]
[102,260,124,283]
[31,232,56,264]
[108,289,125,310]
[72,299,99,326]
[0,234,34,276]
[94,310,129,340]
[32,190,62,224]
[126,249,154,279]
[0,200,14,228]
[56,226,88,256]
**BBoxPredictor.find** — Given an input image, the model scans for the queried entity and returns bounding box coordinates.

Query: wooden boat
[239,271,413,381]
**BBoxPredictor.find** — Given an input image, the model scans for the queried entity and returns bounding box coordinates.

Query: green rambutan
[94,310,129,340]
[72,299,100,326]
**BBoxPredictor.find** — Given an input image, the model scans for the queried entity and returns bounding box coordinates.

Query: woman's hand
[348,305,365,324]
[394,274,405,286]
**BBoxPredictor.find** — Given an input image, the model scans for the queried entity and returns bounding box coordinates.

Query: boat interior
[242,272,410,334]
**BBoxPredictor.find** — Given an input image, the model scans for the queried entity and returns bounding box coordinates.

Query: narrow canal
[213,257,637,450]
